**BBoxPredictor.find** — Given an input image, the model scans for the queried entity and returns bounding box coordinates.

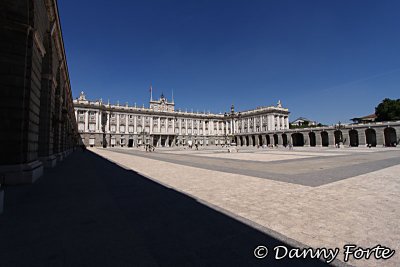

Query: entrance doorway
[128,139,134,147]
[292,133,304,146]
[321,131,329,147]
[349,130,358,147]
[309,132,316,147]
[384,127,397,146]
[365,129,377,147]
[282,134,288,147]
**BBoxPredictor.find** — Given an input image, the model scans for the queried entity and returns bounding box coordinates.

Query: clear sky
[58,0,400,124]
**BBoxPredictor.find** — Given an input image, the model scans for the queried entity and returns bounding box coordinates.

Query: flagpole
[150,84,153,101]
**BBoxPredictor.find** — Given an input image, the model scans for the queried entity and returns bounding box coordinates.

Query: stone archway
[252,135,256,146]
[384,127,397,147]
[273,134,278,146]
[245,136,249,146]
[321,131,329,147]
[292,133,305,146]
[309,132,316,147]
[258,135,263,146]
[365,128,377,147]
[282,134,288,147]
[266,135,270,146]
[349,130,359,147]
[334,130,343,145]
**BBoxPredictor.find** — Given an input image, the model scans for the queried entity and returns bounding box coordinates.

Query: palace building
[73,92,290,147]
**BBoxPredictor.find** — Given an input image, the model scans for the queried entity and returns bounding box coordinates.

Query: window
[110,125,116,132]
[110,113,115,118]
[120,125,125,132]
[89,124,95,131]
[78,110,85,115]
[78,123,85,131]
[129,126,134,133]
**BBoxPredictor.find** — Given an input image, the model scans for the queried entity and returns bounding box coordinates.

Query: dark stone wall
[0,0,78,171]
[0,0,34,164]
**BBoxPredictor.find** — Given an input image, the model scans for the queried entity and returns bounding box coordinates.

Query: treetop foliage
[375,98,400,122]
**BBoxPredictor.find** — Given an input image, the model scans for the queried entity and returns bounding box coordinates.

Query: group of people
[187,144,199,150]
[144,144,155,152]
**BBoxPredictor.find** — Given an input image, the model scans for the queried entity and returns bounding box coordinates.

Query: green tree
[375,98,400,121]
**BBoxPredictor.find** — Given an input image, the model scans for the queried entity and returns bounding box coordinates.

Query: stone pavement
[0,150,330,267]
[94,147,400,267]
[105,147,400,186]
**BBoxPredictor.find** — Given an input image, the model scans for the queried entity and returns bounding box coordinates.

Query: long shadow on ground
[0,150,331,267]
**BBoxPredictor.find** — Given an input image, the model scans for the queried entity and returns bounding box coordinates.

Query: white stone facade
[73,92,290,147]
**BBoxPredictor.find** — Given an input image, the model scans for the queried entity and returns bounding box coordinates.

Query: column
[266,115,270,131]
[276,115,280,130]
[84,111,89,131]
[150,117,153,134]
[358,129,366,146]
[179,118,182,135]
[262,135,266,145]
[285,116,289,129]
[116,113,120,133]
[342,130,350,147]
[328,131,335,147]
[99,112,102,131]
[316,131,322,147]
[158,117,161,132]
[134,115,137,133]
[277,134,283,146]
[375,127,385,146]
[304,132,310,147]
[125,114,128,133]
[95,111,99,132]
[106,112,110,133]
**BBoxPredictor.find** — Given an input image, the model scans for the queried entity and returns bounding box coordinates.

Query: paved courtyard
[93,146,400,267]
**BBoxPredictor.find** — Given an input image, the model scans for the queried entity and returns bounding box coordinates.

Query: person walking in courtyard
[288,142,293,150]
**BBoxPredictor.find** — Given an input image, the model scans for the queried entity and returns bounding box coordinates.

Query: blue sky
[58,0,400,124]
